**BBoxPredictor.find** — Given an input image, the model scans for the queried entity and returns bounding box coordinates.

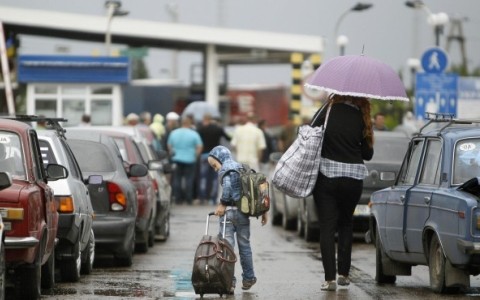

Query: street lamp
[334,2,373,55]
[336,35,349,56]
[405,0,449,47]
[105,0,129,56]
[407,58,421,92]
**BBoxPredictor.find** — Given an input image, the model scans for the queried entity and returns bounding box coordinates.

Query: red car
[0,118,67,299]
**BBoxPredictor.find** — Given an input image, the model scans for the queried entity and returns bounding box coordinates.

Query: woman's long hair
[330,94,374,148]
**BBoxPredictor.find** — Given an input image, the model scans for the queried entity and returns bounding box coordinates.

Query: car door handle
[424,196,431,204]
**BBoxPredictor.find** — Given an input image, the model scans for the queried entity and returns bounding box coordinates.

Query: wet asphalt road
[12,204,480,300]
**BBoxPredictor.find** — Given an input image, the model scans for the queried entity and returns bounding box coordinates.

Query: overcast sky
[1,0,478,87]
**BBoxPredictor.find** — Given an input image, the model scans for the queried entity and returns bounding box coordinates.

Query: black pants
[312,172,363,281]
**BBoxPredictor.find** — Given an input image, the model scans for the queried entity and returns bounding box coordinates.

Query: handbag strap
[311,101,333,130]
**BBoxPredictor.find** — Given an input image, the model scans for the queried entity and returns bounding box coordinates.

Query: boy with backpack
[208,145,268,294]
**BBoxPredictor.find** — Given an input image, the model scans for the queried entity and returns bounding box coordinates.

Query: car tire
[60,240,81,282]
[41,245,55,289]
[281,195,296,230]
[270,190,282,226]
[81,229,95,275]
[116,231,135,267]
[429,235,448,293]
[156,212,170,242]
[375,227,396,284]
[0,242,5,300]
[17,241,42,299]
[304,209,319,242]
[296,206,304,237]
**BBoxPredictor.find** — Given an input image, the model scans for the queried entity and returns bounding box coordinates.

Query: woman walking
[311,94,374,291]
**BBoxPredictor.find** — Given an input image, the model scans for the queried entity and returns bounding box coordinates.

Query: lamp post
[405,0,449,47]
[407,58,421,92]
[336,35,349,56]
[105,0,129,56]
[334,2,373,55]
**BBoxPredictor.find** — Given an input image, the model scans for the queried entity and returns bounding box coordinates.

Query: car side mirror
[46,164,68,181]
[129,163,148,177]
[0,172,12,190]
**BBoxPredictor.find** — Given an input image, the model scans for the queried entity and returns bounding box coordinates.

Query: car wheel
[281,196,296,230]
[304,209,319,242]
[429,235,447,293]
[296,206,304,237]
[81,229,95,275]
[375,227,396,284]
[116,231,135,267]
[41,245,55,289]
[60,240,81,282]
[156,212,170,242]
[0,242,5,300]
[270,190,282,226]
[17,241,42,299]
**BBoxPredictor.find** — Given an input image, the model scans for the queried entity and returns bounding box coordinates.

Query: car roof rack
[0,115,68,139]
[417,112,480,136]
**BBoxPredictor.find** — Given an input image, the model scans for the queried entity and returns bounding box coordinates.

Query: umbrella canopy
[182,101,220,123]
[305,55,409,101]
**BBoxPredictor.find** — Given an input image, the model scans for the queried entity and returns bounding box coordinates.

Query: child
[208,145,267,294]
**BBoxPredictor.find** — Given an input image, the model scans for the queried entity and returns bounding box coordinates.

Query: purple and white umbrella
[305,55,409,102]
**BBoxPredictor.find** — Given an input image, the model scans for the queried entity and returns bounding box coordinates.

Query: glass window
[63,86,86,95]
[34,85,56,94]
[92,86,113,94]
[112,137,128,161]
[0,132,26,180]
[63,100,85,126]
[400,139,424,185]
[91,100,112,125]
[453,139,480,185]
[419,139,442,185]
[39,140,57,165]
[36,100,57,117]
[67,140,115,172]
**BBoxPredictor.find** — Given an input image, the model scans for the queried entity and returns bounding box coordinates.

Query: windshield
[0,131,26,180]
[453,139,480,185]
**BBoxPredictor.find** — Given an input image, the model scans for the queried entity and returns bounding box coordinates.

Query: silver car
[37,130,95,281]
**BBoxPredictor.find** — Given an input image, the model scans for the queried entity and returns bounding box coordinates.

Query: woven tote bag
[272,103,332,198]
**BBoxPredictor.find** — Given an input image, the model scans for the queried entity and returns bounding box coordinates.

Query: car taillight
[107,181,126,211]
[152,178,159,194]
[56,196,74,213]
[0,208,24,220]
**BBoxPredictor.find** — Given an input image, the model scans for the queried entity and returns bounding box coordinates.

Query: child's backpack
[229,164,270,218]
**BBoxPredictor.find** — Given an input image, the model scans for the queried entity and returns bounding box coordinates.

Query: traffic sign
[414,73,458,120]
[421,47,449,74]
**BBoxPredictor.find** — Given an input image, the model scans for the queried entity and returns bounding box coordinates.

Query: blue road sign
[415,73,458,120]
[421,47,449,74]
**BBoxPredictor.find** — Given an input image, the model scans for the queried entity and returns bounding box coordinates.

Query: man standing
[231,113,266,171]
[168,117,203,205]
[196,114,231,205]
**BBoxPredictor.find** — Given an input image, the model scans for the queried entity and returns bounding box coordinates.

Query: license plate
[3,222,11,231]
[354,204,370,216]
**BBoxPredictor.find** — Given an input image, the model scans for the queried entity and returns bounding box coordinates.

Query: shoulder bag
[272,101,332,198]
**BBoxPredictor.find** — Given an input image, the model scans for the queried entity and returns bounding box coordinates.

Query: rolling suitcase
[191,212,237,298]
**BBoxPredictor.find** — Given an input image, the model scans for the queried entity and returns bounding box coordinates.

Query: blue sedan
[370,114,480,293]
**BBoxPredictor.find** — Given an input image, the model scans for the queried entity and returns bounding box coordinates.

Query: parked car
[0,118,67,299]
[82,127,158,252]
[0,172,13,300]
[294,131,410,241]
[37,127,95,282]
[65,129,148,266]
[83,126,172,242]
[369,115,480,293]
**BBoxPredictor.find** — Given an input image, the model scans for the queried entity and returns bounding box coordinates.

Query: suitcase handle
[206,212,227,238]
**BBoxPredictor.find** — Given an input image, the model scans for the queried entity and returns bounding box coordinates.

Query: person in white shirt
[230,113,266,171]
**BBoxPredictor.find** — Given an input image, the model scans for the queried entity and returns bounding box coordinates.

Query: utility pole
[446,16,468,74]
